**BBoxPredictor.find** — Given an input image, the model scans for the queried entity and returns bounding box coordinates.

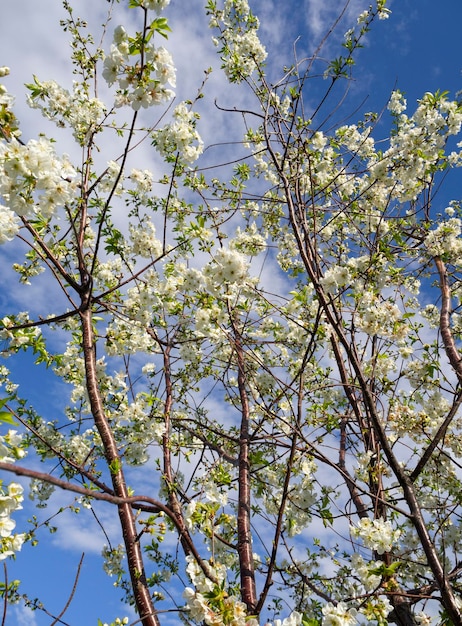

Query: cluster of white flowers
[102,544,125,583]
[356,292,405,339]
[183,555,255,625]
[118,394,165,465]
[363,354,397,379]
[63,430,94,466]
[0,481,26,560]
[388,90,407,115]
[99,160,124,195]
[0,137,77,225]
[0,430,24,464]
[29,479,56,508]
[322,602,357,626]
[94,257,124,290]
[154,101,203,164]
[0,204,19,244]
[361,596,393,623]
[321,265,352,294]
[27,78,107,145]
[336,124,375,159]
[368,91,462,201]
[277,229,305,274]
[424,217,462,259]
[357,1,391,24]
[102,24,175,110]
[388,391,452,440]
[351,517,401,555]
[261,458,316,536]
[128,168,153,200]
[209,0,267,82]
[354,450,375,484]
[0,315,41,351]
[204,247,249,287]
[350,552,383,592]
[128,220,163,258]
[421,304,440,328]
[403,359,435,390]
[141,0,170,11]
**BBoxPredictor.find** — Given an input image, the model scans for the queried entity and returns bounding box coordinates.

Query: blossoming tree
[1,0,462,625]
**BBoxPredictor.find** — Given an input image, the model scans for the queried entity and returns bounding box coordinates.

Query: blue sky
[1,0,462,624]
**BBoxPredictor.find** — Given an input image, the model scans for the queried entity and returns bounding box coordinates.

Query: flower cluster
[231,222,266,256]
[424,217,462,258]
[367,90,462,201]
[128,219,163,259]
[29,479,56,508]
[204,247,249,287]
[0,430,24,464]
[0,136,77,225]
[102,544,126,584]
[0,204,19,244]
[102,24,175,110]
[183,555,253,625]
[322,602,357,626]
[351,517,401,555]
[0,383,26,563]
[141,0,170,12]
[1,314,42,352]
[355,293,406,339]
[388,90,407,115]
[0,481,26,560]
[153,101,203,164]
[26,78,107,145]
[208,0,267,83]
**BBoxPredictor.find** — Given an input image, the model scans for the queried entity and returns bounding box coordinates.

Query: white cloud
[302,0,369,45]
[11,601,39,626]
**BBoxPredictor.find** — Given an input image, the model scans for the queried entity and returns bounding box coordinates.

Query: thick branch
[80,306,159,626]
[234,331,257,613]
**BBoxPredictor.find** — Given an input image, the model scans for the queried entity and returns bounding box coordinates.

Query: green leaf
[0,411,17,425]
[150,17,172,39]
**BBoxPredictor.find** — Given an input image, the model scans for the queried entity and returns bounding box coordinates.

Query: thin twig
[50,553,85,626]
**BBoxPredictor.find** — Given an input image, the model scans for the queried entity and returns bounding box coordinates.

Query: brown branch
[409,257,462,477]
[0,460,210,574]
[411,390,462,482]
[50,553,85,626]
[255,374,302,615]
[434,256,462,378]
[233,329,257,613]
[80,306,159,626]
[1,563,7,626]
